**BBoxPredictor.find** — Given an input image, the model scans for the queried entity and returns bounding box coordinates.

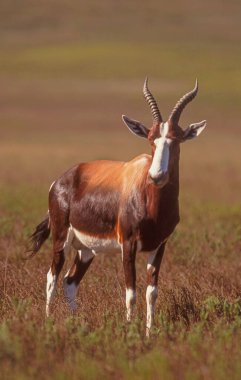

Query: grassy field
[0,1,241,379]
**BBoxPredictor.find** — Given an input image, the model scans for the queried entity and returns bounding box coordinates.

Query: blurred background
[0,4,241,378]
[0,0,240,205]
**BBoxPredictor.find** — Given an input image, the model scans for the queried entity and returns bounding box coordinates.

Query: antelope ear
[182,120,207,141]
[122,115,149,138]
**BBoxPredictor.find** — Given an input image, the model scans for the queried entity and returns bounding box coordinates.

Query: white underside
[72,226,121,254]
[46,224,168,331]
[67,226,167,257]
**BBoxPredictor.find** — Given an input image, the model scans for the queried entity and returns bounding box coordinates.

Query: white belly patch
[72,227,121,254]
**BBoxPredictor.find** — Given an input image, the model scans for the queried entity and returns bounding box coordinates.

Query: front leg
[122,240,137,322]
[146,242,166,336]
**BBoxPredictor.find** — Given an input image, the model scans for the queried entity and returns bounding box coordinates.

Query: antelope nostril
[148,171,169,185]
[150,176,159,184]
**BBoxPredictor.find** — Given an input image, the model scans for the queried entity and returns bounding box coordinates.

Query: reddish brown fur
[48,151,178,249]
[46,140,180,294]
[29,80,205,328]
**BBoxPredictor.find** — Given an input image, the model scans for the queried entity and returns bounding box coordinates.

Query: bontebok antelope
[29,78,206,335]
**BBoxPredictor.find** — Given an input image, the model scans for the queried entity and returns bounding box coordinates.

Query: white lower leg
[126,288,136,322]
[46,269,57,317]
[63,272,77,312]
[146,285,157,336]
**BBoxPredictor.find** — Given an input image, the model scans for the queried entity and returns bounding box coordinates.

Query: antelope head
[122,78,206,187]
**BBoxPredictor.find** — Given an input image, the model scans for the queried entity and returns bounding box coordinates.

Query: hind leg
[63,248,94,312]
[46,226,74,317]
[46,250,65,317]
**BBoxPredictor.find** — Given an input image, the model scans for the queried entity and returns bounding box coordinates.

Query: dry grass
[0,124,240,379]
[0,1,241,379]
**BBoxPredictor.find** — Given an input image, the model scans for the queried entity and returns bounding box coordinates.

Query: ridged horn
[143,77,162,124]
[169,79,198,126]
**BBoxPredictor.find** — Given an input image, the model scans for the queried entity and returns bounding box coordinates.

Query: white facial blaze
[150,140,169,176]
[149,122,171,180]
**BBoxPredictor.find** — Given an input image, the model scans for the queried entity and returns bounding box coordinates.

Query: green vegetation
[0,291,241,379]
[0,1,241,379]
[0,150,240,379]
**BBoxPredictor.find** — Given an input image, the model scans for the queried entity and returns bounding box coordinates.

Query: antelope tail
[26,212,50,258]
